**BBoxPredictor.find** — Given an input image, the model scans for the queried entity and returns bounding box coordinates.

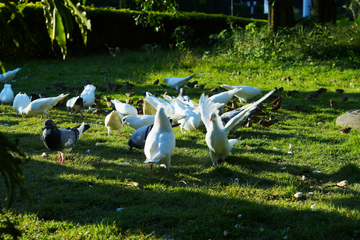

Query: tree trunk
[268,0,294,29]
[313,0,337,24]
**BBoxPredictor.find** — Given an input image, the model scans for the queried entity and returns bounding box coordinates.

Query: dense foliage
[208,20,360,66]
[0,2,266,62]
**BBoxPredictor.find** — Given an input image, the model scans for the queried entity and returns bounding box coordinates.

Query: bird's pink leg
[57,152,65,164]
[57,153,62,162]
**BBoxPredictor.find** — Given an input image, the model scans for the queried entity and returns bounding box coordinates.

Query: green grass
[1,49,360,239]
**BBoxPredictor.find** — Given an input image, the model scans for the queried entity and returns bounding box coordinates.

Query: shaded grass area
[0,50,360,239]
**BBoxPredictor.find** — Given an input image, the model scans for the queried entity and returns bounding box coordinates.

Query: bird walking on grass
[42,120,90,164]
[199,88,277,166]
[144,107,175,173]
[163,74,195,91]
[338,127,351,134]
[22,93,69,118]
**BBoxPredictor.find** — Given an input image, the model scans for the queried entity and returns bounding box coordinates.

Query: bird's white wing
[163,94,175,104]
[66,96,79,108]
[223,88,277,134]
[209,88,241,104]
[199,93,219,132]
[221,84,262,102]
[111,99,137,116]
[145,92,175,116]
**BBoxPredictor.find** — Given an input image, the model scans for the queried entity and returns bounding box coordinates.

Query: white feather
[0,68,21,84]
[144,107,175,173]
[111,99,138,116]
[220,84,262,102]
[13,92,31,116]
[21,93,69,118]
[163,74,195,91]
[143,92,175,116]
[0,84,14,105]
[199,88,277,166]
[123,115,155,130]
[80,84,96,108]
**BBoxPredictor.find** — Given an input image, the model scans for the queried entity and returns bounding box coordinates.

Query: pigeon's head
[189,116,199,130]
[163,78,169,83]
[21,109,29,118]
[43,119,57,131]
[122,116,128,127]
[209,112,217,122]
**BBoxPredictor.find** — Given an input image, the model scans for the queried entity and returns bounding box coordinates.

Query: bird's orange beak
[210,118,212,122]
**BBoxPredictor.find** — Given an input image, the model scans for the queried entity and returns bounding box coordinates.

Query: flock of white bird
[1,68,277,173]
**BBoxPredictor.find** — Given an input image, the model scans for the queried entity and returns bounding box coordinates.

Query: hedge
[0,3,267,62]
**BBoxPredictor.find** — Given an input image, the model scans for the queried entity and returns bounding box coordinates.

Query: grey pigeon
[128,124,154,151]
[42,119,90,164]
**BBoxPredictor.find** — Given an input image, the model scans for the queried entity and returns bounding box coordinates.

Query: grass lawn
[1,50,360,239]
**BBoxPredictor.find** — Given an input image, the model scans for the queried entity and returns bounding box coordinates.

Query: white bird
[104,110,124,136]
[0,84,14,105]
[144,107,175,173]
[122,115,155,130]
[199,88,277,166]
[21,93,69,118]
[111,99,138,116]
[163,74,195,91]
[66,96,84,117]
[80,84,96,108]
[220,84,262,102]
[164,95,199,133]
[0,68,21,83]
[143,92,175,116]
[13,92,31,116]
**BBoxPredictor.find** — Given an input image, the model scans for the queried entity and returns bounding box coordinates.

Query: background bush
[0,3,266,62]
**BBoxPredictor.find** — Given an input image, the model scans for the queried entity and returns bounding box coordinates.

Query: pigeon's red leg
[60,153,66,164]
[57,153,62,162]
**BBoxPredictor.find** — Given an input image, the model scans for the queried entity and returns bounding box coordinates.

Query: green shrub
[0,3,266,62]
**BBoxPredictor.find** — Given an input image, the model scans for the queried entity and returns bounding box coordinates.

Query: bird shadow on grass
[3,156,358,239]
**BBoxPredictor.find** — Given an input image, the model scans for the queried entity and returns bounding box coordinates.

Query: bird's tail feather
[239,88,277,111]
[77,122,91,137]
